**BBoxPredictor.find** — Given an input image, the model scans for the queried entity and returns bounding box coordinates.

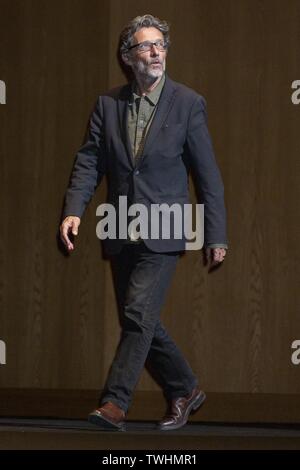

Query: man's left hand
[205,247,227,271]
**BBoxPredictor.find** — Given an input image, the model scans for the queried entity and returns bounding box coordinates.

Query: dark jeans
[100,241,198,413]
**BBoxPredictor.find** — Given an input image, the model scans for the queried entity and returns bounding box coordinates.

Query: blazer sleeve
[185,95,228,248]
[62,97,106,220]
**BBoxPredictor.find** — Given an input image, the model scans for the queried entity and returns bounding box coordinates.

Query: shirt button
[135,170,140,175]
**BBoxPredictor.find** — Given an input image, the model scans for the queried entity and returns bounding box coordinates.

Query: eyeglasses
[127,39,167,53]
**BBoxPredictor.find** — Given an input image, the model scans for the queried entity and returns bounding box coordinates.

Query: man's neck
[134,74,163,96]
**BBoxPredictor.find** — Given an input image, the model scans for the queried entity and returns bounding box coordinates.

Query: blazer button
[134,170,140,175]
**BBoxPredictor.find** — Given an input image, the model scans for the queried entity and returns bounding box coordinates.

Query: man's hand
[60,216,81,252]
[205,247,227,271]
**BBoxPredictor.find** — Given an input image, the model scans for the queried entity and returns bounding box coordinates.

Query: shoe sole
[88,411,126,432]
[158,390,206,431]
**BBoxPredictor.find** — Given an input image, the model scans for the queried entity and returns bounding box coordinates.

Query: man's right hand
[60,216,81,252]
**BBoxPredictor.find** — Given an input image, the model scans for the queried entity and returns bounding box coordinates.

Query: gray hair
[119,14,171,56]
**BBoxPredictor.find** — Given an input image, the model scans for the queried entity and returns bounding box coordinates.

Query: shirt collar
[130,72,166,106]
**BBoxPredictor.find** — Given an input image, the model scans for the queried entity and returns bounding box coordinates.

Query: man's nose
[150,44,159,55]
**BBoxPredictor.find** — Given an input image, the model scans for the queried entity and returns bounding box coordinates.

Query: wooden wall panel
[0,0,300,403]
[0,0,110,388]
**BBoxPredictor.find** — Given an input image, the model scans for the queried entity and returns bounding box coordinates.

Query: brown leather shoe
[158,387,206,431]
[88,401,126,431]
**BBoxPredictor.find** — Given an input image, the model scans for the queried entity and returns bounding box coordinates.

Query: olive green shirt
[127,72,166,162]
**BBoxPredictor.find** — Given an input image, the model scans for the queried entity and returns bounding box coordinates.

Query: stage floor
[1,418,300,449]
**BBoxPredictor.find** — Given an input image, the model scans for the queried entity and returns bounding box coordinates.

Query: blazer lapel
[138,74,177,164]
[117,83,135,168]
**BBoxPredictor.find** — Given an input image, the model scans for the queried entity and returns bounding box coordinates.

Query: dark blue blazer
[62,73,228,255]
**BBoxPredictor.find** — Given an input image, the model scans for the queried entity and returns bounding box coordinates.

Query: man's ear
[121,52,132,67]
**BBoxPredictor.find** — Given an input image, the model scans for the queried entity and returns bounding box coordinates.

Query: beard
[132,58,165,82]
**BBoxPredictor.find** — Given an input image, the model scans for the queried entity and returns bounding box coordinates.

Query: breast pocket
[157,123,186,157]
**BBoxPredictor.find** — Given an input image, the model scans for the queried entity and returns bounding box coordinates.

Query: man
[60,14,228,431]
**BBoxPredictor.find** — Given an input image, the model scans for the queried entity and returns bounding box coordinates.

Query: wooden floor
[1,418,300,449]
[1,390,300,449]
